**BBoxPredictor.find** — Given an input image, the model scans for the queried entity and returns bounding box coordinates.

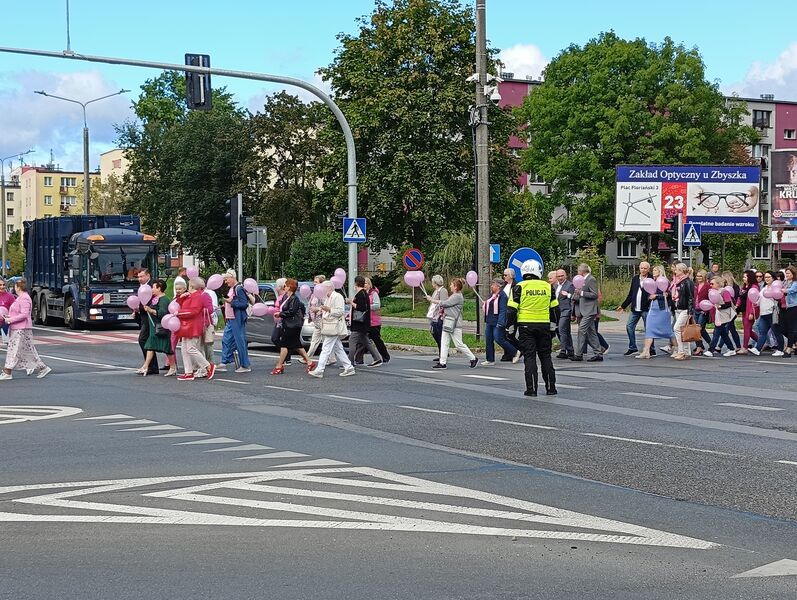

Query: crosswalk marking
[235,451,310,460]
[174,437,241,445]
[0,405,82,425]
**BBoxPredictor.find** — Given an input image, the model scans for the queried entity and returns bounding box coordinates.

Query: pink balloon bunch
[699,300,714,312]
[723,285,736,298]
[243,278,259,295]
[747,287,760,303]
[572,275,585,290]
[656,276,669,292]
[642,278,657,294]
[126,295,140,310]
[334,268,346,282]
[250,303,269,317]
[708,289,723,304]
[207,274,223,291]
[465,271,478,288]
[299,284,312,299]
[168,300,180,315]
[161,314,181,332]
[138,284,153,305]
[265,305,277,316]
[186,266,199,279]
[403,271,425,288]
[763,287,784,300]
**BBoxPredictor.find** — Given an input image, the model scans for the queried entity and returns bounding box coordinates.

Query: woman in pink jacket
[0,279,50,380]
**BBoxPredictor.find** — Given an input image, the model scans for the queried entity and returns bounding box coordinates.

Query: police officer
[506,259,559,397]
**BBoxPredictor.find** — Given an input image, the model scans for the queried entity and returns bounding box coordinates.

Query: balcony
[753,119,770,130]
[59,186,68,195]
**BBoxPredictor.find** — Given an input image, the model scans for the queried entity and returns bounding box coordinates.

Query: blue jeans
[709,322,735,352]
[626,311,644,350]
[486,324,516,361]
[221,320,250,367]
[755,314,783,352]
[694,311,712,348]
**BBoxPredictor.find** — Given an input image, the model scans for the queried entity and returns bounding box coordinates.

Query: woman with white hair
[307,281,355,378]
[175,277,215,381]
[670,262,694,360]
[423,274,448,360]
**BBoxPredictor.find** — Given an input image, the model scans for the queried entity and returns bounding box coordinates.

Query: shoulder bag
[442,315,457,334]
[203,310,215,344]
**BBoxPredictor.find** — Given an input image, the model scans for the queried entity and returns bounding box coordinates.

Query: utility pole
[474,0,490,341]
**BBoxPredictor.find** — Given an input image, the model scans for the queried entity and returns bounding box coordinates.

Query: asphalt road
[1,324,795,599]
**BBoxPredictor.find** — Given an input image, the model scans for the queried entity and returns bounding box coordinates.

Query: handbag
[351,309,368,325]
[320,318,339,336]
[442,315,457,333]
[151,315,169,338]
[681,316,702,342]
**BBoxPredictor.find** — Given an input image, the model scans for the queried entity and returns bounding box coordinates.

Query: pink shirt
[224,288,235,320]
[0,291,13,311]
[6,291,33,330]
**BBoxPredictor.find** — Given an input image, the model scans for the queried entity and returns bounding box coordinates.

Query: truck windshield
[89,245,156,284]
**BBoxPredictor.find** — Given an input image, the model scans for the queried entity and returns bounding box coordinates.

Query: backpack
[235,284,256,317]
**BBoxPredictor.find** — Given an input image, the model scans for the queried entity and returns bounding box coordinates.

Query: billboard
[771,150,797,228]
[615,165,761,234]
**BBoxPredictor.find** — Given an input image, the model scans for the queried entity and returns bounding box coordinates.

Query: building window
[112,159,122,169]
[761,210,769,225]
[60,177,77,187]
[65,196,77,205]
[752,244,770,260]
[6,208,12,217]
[616,239,638,259]
[566,239,578,257]
[5,192,12,202]
[786,129,796,140]
[752,143,771,158]
[44,195,53,206]
[43,176,52,186]
[6,225,12,235]
[752,110,771,128]
[170,246,180,259]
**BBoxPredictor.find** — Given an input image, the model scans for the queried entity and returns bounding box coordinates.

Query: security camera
[488,88,502,104]
[465,73,479,83]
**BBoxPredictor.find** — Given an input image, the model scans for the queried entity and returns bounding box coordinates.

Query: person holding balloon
[433,277,478,370]
[423,274,448,358]
[136,280,175,376]
[0,277,14,347]
[0,278,51,381]
[670,263,695,360]
[270,279,314,375]
[781,266,797,357]
[174,277,215,381]
[700,275,738,358]
[217,270,253,373]
[750,271,785,357]
[132,268,161,375]
[571,264,603,362]
[692,269,713,355]
[364,277,390,364]
[635,266,675,359]
[735,270,760,355]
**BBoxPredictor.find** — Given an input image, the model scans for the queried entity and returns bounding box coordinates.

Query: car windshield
[89,245,156,284]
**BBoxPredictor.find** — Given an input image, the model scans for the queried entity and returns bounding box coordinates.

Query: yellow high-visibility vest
[507,278,558,323]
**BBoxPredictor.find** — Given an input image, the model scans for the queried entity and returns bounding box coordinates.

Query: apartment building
[18,166,100,222]
[2,172,22,242]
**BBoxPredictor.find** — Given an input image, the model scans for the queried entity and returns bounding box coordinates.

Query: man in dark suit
[554,268,576,358]
[572,263,602,362]
[133,268,159,375]
[617,261,655,356]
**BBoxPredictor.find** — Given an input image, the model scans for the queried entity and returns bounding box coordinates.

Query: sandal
[306,361,317,372]
[271,366,284,375]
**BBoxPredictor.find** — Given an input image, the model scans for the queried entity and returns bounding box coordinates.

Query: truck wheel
[32,293,43,325]
[40,295,56,327]
[63,301,80,330]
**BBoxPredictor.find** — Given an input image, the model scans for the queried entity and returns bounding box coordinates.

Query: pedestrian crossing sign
[342,217,367,243]
[683,222,702,246]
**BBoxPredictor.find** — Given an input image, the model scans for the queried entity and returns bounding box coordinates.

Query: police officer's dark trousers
[518,323,555,393]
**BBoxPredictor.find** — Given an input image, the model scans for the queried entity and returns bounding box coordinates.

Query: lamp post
[1,149,34,277]
[34,88,129,215]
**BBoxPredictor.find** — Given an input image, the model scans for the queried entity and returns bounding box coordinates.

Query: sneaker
[284,360,293,366]
[469,358,478,368]
[748,347,760,356]
[26,368,35,376]
[624,349,637,356]
[367,360,383,368]
[37,366,52,379]
[481,360,495,366]
[339,367,356,377]
[703,350,714,357]
[512,354,521,364]
[722,350,736,357]
[772,350,784,357]
[0,372,12,380]
[235,366,252,373]
[206,364,216,380]
[432,363,447,369]
[661,345,672,354]
[177,373,195,381]
[215,363,228,372]
[307,370,323,378]
[602,346,610,355]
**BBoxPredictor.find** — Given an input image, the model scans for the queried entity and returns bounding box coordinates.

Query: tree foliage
[489,190,563,269]
[517,32,758,247]
[116,71,250,265]
[283,231,348,280]
[317,0,517,253]
[6,229,24,275]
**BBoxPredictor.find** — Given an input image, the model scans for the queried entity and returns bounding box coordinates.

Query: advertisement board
[615,165,760,234]
[770,150,797,229]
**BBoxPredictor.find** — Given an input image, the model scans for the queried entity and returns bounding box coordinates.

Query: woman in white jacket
[433,278,477,370]
[307,281,356,378]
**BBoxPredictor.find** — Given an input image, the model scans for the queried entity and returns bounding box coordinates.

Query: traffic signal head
[663,215,678,231]
[225,196,240,239]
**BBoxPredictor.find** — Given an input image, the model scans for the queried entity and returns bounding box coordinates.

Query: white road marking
[118,425,184,432]
[581,433,662,446]
[622,392,676,400]
[556,383,586,390]
[235,451,310,460]
[777,460,797,466]
[264,385,301,392]
[403,368,442,375]
[146,431,210,438]
[0,405,82,425]
[754,360,796,366]
[204,444,273,453]
[99,419,158,427]
[462,374,507,381]
[174,437,242,445]
[327,394,371,403]
[715,402,784,412]
[0,468,718,548]
[35,354,136,371]
[76,414,134,420]
[397,405,455,415]
[732,559,797,578]
[214,378,251,385]
[491,419,559,431]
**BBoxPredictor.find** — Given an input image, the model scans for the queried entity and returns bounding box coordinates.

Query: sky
[1,0,795,173]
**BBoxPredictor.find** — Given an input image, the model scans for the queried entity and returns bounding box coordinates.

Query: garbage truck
[24,215,158,329]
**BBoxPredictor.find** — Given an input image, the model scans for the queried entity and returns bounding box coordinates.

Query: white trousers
[315,335,352,373]
[181,336,210,375]
[307,329,323,357]
[439,327,475,364]
[673,309,690,355]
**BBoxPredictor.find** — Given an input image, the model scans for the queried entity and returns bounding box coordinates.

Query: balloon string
[419,282,428,296]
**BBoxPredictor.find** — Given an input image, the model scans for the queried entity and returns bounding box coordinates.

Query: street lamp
[1,149,34,277]
[34,88,129,215]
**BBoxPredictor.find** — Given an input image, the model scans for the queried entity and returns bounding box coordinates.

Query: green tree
[489,190,563,269]
[517,32,758,247]
[283,231,347,280]
[6,229,24,274]
[116,71,250,265]
[241,92,329,269]
[317,0,517,253]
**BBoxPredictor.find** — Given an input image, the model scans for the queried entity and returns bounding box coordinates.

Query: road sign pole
[677,213,683,262]
[236,193,243,281]
[255,231,260,282]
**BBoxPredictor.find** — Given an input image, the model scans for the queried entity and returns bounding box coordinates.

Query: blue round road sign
[507,247,544,282]
[402,248,425,271]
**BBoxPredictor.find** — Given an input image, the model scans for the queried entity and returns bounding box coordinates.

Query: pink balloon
[334,268,346,282]
[251,302,269,317]
[708,289,723,304]
[265,306,277,316]
[243,278,259,295]
[572,275,585,290]
[404,272,419,288]
[723,285,736,298]
[137,284,152,305]
[772,289,784,300]
[415,271,425,285]
[168,300,180,315]
[656,276,669,292]
[699,300,714,312]
[207,274,223,291]
[762,288,773,299]
[162,314,181,332]
[186,266,199,279]
[465,270,478,288]
[747,287,760,303]
[331,276,344,289]
[0,306,8,319]
[313,284,327,299]
[642,278,657,294]
[299,284,312,299]
[771,280,783,292]
[126,295,140,310]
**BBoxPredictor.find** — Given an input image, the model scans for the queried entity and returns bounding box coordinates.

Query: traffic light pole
[236,193,243,282]
[0,46,360,297]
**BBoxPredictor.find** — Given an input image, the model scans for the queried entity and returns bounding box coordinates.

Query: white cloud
[0,69,133,172]
[724,42,797,99]
[499,43,548,80]
[247,73,333,113]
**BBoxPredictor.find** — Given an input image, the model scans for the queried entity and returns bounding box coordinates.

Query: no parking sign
[402,248,425,271]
